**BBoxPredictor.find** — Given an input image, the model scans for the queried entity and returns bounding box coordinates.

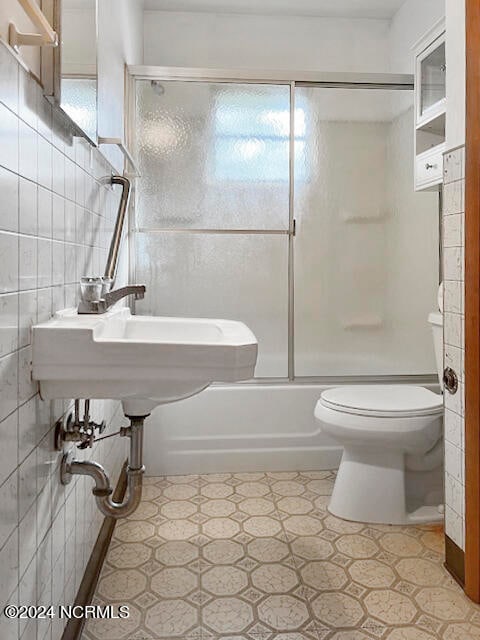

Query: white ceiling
[143,0,406,19]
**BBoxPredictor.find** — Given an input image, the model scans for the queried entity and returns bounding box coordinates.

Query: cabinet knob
[425,162,437,170]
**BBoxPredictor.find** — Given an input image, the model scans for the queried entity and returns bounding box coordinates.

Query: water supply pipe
[61,415,145,519]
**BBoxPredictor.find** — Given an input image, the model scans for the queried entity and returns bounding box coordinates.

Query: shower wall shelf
[341,315,383,330]
[9,0,58,50]
[340,211,387,223]
[98,137,141,178]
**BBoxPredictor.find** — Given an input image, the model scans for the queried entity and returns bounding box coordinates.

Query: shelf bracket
[9,0,58,51]
[98,137,141,178]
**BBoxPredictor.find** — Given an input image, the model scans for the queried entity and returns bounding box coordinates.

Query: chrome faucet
[77,175,147,314]
[78,278,146,314]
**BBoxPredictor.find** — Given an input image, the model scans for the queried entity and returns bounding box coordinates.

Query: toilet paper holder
[443,367,458,394]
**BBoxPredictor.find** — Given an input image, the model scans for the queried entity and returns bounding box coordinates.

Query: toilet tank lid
[320,385,443,417]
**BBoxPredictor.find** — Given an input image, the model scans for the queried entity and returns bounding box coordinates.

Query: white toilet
[315,310,444,525]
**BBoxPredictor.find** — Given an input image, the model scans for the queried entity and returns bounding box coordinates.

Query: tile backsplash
[0,42,127,640]
[442,146,466,551]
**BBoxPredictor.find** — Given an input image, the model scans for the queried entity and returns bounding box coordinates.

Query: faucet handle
[101,277,114,298]
[80,277,103,302]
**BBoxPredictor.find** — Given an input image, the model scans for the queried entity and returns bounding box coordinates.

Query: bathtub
[143,379,438,475]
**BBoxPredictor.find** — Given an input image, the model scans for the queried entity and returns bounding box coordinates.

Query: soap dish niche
[340,210,387,223]
[341,314,383,330]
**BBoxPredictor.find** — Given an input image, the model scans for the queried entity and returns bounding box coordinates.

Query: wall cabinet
[414,19,446,191]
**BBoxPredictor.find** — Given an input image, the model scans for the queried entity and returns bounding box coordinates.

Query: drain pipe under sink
[60,415,146,518]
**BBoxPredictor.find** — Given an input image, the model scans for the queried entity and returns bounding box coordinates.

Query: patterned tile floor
[82,471,480,640]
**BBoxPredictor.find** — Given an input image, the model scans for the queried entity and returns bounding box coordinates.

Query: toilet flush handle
[443,367,458,394]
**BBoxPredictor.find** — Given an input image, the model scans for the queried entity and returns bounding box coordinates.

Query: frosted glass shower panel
[135,80,291,230]
[135,233,288,377]
[294,88,439,376]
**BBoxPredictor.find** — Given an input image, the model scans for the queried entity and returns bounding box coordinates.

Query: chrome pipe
[96,469,144,519]
[104,175,131,286]
[68,459,111,494]
[128,416,144,470]
[61,415,146,519]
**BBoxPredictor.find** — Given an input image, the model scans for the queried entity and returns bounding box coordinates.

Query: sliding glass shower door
[293,87,439,376]
[132,74,439,380]
[133,80,292,377]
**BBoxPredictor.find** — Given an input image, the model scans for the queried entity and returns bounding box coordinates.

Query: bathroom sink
[32,307,258,416]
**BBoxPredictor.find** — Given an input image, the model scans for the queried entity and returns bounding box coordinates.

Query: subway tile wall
[0,42,127,640]
[443,146,466,550]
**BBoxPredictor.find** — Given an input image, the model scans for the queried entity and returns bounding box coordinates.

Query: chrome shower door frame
[125,66,422,384]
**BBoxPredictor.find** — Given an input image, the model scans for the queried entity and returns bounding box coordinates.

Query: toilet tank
[428,311,443,388]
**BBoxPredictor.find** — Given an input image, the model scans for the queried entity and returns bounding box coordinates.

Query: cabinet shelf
[413,19,446,191]
[416,99,446,130]
[416,112,446,155]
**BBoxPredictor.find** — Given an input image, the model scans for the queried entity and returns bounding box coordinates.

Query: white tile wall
[442,146,466,550]
[0,42,128,640]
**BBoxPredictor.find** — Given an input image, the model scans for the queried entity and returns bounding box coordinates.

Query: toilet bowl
[314,310,444,525]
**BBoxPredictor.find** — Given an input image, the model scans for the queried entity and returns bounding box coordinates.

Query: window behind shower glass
[213,91,306,183]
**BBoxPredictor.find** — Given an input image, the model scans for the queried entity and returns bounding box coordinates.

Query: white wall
[144,11,390,72]
[97,0,144,171]
[446,0,465,149]
[389,0,445,73]
[143,4,451,76]
[62,4,96,75]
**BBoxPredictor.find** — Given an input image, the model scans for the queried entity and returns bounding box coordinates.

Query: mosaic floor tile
[82,470,480,640]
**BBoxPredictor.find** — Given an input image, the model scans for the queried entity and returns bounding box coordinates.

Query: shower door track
[127,66,413,88]
[126,67,415,382]
[135,228,290,235]
[213,374,439,386]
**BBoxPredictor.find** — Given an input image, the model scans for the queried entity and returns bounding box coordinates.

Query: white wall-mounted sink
[32,307,258,416]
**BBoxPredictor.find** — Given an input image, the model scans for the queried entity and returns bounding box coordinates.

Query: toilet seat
[319,385,443,418]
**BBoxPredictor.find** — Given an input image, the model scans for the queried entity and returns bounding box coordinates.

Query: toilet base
[329,447,443,525]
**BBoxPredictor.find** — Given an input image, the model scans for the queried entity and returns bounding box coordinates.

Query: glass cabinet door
[419,37,446,119]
